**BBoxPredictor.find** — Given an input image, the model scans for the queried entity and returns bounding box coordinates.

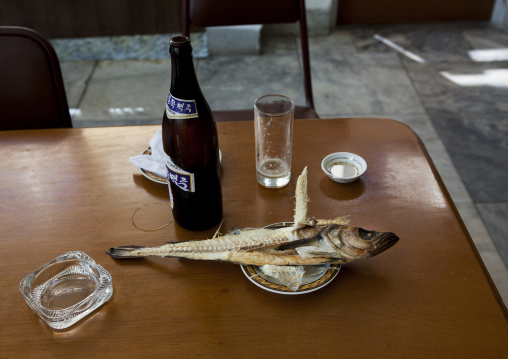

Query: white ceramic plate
[240,264,341,295]
[239,222,341,295]
[140,148,167,184]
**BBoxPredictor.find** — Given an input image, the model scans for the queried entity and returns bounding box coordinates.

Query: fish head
[324,225,399,261]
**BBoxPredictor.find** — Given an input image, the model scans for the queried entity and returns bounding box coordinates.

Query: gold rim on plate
[240,263,341,295]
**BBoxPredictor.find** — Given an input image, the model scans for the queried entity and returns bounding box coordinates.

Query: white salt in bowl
[321,152,367,183]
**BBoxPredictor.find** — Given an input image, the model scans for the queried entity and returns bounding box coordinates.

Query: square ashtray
[19,251,113,330]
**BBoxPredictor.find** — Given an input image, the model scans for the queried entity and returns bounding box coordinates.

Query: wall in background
[337,0,495,24]
[1,0,502,40]
[0,0,183,39]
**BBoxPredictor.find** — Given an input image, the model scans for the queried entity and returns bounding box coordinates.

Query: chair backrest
[182,0,316,111]
[0,26,72,130]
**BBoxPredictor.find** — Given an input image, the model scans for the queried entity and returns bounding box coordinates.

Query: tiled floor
[56,22,508,304]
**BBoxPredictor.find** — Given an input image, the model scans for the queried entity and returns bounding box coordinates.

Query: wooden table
[1,118,507,358]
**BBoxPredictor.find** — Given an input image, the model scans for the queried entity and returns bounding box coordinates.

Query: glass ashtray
[19,251,113,330]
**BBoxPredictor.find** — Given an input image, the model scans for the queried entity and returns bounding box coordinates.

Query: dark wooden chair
[182,0,319,121]
[0,26,72,130]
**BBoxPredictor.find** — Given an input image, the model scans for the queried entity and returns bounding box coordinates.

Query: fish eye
[358,228,375,240]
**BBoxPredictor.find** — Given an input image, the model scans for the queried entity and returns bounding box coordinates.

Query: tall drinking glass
[254,94,295,188]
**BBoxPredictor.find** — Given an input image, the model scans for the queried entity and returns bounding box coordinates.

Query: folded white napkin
[130,129,167,179]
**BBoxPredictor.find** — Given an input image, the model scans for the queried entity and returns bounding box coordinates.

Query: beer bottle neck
[169,36,200,97]
[170,54,199,94]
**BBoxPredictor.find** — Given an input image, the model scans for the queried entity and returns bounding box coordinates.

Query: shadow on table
[132,174,168,199]
[319,176,366,201]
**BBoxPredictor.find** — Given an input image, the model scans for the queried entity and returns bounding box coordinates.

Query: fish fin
[107,245,147,259]
[315,215,350,226]
[276,235,319,250]
[296,246,335,259]
[293,167,311,229]
[295,237,337,259]
[212,218,225,239]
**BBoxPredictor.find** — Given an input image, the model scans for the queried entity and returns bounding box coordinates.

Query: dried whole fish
[108,167,399,267]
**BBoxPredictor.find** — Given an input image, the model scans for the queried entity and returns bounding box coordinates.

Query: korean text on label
[166,164,195,193]
[165,93,198,119]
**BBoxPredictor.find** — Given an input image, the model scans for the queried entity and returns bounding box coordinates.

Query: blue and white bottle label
[165,156,195,193]
[165,93,198,119]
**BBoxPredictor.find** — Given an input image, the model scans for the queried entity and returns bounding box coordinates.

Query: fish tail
[107,245,147,259]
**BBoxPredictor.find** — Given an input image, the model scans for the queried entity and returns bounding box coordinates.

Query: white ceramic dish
[241,264,341,295]
[239,222,341,294]
[321,152,367,183]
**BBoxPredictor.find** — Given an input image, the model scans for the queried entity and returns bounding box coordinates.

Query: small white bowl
[321,152,367,183]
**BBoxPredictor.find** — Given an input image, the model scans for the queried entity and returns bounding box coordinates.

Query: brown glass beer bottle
[162,36,223,230]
